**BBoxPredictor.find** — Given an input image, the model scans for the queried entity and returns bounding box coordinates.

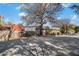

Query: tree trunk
[39,24,43,36]
[64,24,67,34]
[39,17,44,36]
[37,16,44,36]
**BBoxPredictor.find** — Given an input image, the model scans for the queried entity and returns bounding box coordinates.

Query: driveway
[0,36,79,56]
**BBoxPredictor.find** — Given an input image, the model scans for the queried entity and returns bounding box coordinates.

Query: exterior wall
[43,28,61,35]
[0,30,10,41]
[11,31,21,39]
[49,30,61,35]
[25,26,36,31]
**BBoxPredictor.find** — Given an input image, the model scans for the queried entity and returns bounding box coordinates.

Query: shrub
[23,31,36,36]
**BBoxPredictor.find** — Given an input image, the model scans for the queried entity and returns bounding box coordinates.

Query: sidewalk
[55,35,79,38]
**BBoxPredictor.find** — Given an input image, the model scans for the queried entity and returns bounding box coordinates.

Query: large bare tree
[71,4,79,14]
[20,3,62,35]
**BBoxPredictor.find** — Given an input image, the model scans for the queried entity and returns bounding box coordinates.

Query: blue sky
[0,3,21,24]
[57,3,79,26]
[0,3,79,26]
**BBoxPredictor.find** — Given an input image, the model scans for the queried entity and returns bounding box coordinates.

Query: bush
[23,31,36,36]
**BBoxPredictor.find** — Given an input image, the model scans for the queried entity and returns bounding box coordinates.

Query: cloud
[71,15,77,20]
[70,15,78,24]
[19,12,28,17]
[57,17,62,19]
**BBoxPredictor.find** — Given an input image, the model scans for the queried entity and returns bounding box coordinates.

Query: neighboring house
[43,19,62,35]
[43,26,61,35]
[0,23,24,39]
[11,24,24,32]
[24,22,40,31]
[25,26,37,31]
[49,27,61,35]
[24,22,41,36]
[24,17,64,35]
[10,24,24,38]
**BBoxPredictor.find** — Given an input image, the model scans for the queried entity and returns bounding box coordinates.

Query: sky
[0,3,79,26]
[0,3,21,24]
[57,3,79,26]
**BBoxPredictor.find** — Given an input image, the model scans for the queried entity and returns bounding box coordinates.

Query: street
[0,36,79,56]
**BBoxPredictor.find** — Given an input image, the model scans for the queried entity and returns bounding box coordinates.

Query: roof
[11,24,24,31]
